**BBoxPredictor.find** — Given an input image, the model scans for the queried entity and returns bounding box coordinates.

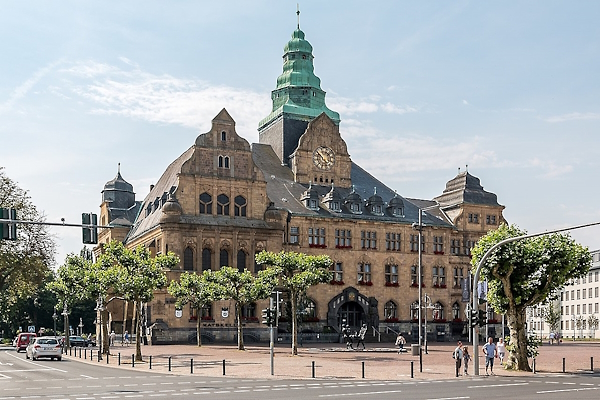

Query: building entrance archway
[327,286,378,332]
[337,301,364,329]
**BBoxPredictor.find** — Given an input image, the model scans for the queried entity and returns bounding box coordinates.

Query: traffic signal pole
[269,297,274,376]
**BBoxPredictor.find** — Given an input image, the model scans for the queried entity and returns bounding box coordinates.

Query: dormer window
[221,131,227,141]
[392,207,404,217]
[350,202,361,213]
[330,201,340,212]
[309,199,318,209]
[372,205,382,214]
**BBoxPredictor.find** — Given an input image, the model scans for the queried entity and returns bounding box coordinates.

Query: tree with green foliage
[168,270,219,347]
[541,302,561,335]
[472,224,591,371]
[210,266,279,350]
[255,251,332,355]
[588,314,599,338]
[0,168,55,324]
[47,254,92,346]
[98,241,177,361]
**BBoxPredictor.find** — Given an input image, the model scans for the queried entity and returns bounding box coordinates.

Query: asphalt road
[2,348,600,399]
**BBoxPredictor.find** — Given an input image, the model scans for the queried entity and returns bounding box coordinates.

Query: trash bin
[411,344,420,356]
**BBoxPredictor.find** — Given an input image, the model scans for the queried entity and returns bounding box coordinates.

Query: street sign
[27,325,35,333]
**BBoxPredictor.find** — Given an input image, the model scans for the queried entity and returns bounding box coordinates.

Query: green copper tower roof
[259,27,340,130]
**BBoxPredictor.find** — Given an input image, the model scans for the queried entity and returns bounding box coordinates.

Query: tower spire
[296,3,300,29]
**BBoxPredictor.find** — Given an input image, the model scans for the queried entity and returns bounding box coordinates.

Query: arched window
[242,303,256,320]
[218,156,223,168]
[452,302,460,320]
[302,299,317,319]
[237,250,246,272]
[410,301,419,320]
[433,302,444,321]
[234,195,247,217]
[221,131,226,141]
[219,249,229,268]
[183,247,194,271]
[384,301,398,320]
[217,194,230,215]
[201,303,212,320]
[202,248,212,271]
[199,192,212,214]
[224,156,230,168]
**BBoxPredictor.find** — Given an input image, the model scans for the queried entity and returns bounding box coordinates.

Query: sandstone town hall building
[96,22,506,343]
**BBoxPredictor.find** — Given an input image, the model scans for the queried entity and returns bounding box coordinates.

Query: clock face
[313,146,335,170]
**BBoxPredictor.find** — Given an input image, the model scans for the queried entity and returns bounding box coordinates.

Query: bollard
[532,358,536,374]
[90,349,93,361]
[411,361,414,378]
[84,348,86,360]
[168,356,171,372]
[362,361,365,379]
[118,353,121,366]
[79,347,81,358]
[149,355,152,370]
[97,350,100,362]
[223,359,226,376]
[191,358,194,374]
[312,361,315,378]
[591,357,594,372]
[132,354,135,368]
[69,346,72,356]
[107,353,109,364]
[419,348,423,373]
[563,357,565,373]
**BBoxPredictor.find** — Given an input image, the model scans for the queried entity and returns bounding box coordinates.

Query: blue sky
[2,1,600,266]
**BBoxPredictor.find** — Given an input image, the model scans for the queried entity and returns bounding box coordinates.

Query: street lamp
[95,296,105,357]
[52,308,58,336]
[78,318,84,336]
[61,301,69,347]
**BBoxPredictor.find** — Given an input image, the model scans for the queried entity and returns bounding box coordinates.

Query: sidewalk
[64,340,600,381]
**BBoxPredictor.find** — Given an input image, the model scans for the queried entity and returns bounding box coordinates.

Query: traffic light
[477,309,487,327]
[468,309,478,329]
[82,213,98,244]
[261,308,273,326]
[0,208,17,240]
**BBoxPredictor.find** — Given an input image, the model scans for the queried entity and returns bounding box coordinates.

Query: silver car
[25,336,62,361]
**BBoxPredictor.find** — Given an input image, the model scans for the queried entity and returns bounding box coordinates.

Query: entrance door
[337,302,364,329]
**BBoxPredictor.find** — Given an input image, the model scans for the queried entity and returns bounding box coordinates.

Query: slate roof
[107,202,142,227]
[251,143,453,228]
[434,171,501,207]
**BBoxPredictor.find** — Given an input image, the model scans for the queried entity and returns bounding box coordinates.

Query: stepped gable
[434,171,501,207]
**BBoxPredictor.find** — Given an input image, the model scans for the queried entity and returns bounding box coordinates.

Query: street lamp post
[95,296,104,357]
[52,308,58,336]
[61,301,69,347]
[78,318,84,337]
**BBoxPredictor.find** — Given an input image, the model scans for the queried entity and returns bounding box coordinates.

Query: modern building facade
[95,24,506,344]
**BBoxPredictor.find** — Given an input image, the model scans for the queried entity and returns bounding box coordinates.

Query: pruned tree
[588,314,599,338]
[255,251,332,356]
[0,168,55,322]
[99,241,177,361]
[541,302,561,334]
[210,266,279,350]
[168,270,218,347]
[87,255,120,354]
[472,224,591,371]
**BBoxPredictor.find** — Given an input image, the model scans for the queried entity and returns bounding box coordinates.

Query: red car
[15,333,37,353]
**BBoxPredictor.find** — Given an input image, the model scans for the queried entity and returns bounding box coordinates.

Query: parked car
[15,333,37,353]
[26,336,62,361]
[68,335,88,347]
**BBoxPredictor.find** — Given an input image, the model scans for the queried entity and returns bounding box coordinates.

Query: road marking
[427,397,470,400]
[468,383,528,389]
[80,375,96,379]
[319,390,402,397]
[3,352,67,373]
[537,387,599,394]
[563,382,576,385]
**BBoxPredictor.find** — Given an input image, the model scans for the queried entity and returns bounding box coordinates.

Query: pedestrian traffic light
[261,308,273,326]
[469,309,478,329]
[0,208,17,241]
[82,213,98,244]
[477,309,487,327]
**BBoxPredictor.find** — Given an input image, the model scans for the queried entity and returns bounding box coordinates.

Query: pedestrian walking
[453,341,464,377]
[109,331,116,346]
[463,346,471,375]
[497,337,506,365]
[124,330,130,346]
[395,333,406,353]
[482,336,497,375]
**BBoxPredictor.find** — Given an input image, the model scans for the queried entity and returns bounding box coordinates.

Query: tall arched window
[433,302,444,321]
[224,156,230,169]
[218,156,223,168]
[452,302,460,320]
[221,131,227,141]
[237,250,246,272]
[410,301,419,320]
[217,194,230,215]
[219,249,229,268]
[202,248,212,271]
[199,192,212,214]
[234,195,247,217]
[303,299,317,319]
[384,301,398,320]
[183,247,194,271]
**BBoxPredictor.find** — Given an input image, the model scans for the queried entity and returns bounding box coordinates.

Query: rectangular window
[385,233,401,251]
[561,292,564,301]
[583,304,587,314]
[577,290,580,300]
[358,263,371,283]
[410,234,425,252]
[308,227,326,247]
[596,303,599,313]
[565,291,569,301]
[571,305,574,315]
[453,267,464,288]
[596,287,599,298]
[596,271,599,282]
[432,266,446,287]
[589,288,593,298]
[468,213,479,223]
[565,320,569,330]
[563,306,567,315]
[450,239,461,255]
[411,265,418,286]
[385,264,398,284]
[583,290,586,299]
[433,236,444,254]
[289,226,299,244]
[335,229,352,248]
[332,262,343,283]
[571,290,574,299]
[583,275,587,284]
[486,215,497,225]
[361,231,377,249]
[577,304,580,314]
[464,240,475,255]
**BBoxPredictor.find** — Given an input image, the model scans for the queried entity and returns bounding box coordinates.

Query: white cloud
[328,96,419,116]
[528,158,574,179]
[380,102,418,114]
[545,112,600,123]
[462,99,469,105]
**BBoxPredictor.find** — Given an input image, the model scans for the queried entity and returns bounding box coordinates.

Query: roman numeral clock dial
[313,146,335,170]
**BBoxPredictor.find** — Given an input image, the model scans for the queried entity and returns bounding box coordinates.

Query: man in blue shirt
[482,336,498,375]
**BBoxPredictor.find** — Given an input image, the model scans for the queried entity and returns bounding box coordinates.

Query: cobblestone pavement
[61,340,600,381]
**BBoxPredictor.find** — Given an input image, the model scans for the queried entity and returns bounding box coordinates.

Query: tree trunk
[135,301,143,361]
[122,301,128,345]
[236,302,244,350]
[506,307,531,371]
[291,291,298,356]
[132,301,137,337]
[196,308,202,347]
[102,308,110,355]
